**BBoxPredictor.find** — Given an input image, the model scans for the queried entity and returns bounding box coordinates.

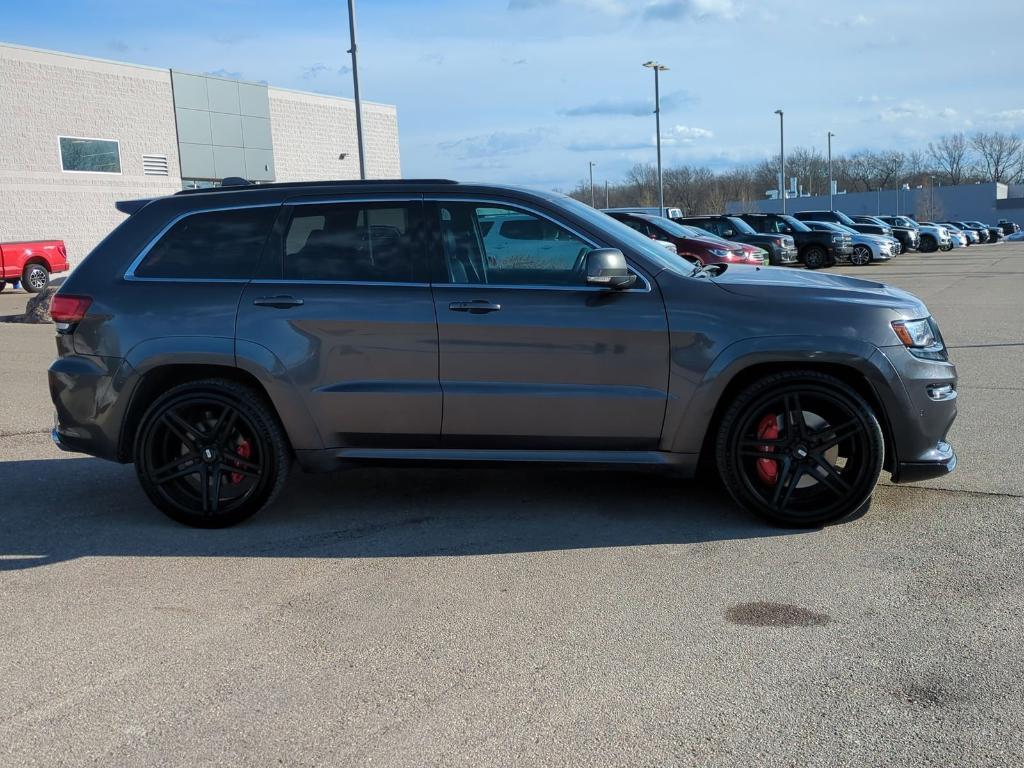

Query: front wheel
[22,263,49,293]
[851,245,872,266]
[802,245,828,270]
[716,371,884,526]
[920,235,937,253]
[134,379,290,528]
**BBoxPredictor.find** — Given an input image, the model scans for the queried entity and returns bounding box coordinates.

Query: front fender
[661,335,898,455]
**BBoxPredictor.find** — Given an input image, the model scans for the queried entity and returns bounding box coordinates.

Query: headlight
[708,248,729,257]
[891,317,948,360]
[831,234,842,243]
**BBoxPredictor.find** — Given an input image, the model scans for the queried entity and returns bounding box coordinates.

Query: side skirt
[294,447,698,477]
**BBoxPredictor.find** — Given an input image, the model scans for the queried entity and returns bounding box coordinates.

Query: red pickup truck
[0,240,69,293]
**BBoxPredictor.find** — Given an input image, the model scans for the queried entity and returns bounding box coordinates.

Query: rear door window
[282,202,420,282]
[133,206,277,279]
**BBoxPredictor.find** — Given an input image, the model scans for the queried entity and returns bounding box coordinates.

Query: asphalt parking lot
[2,244,1023,767]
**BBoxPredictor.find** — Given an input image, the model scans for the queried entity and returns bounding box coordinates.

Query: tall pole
[604,179,609,208]
[775,109,785,213]
[346,0,367,180]
[644,61,668,215]
[588,161,596,207]
[827,131,835,211]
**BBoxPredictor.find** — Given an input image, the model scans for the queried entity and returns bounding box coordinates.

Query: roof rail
[174,178,459,196]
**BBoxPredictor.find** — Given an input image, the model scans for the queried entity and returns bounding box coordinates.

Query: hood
[708,264,927,315]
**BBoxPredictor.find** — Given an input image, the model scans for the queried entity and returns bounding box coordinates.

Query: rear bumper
[49,353,135,462]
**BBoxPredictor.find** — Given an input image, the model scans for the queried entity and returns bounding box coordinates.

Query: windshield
[833,223,859,235]
[778,214,811,232]
[644,216,699,238]
[725,217,757,235]
[562,196,696,274]
[833,210,857,226]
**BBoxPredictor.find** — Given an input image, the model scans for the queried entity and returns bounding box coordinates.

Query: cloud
[563,90,694,117]
[205,68,243,80]
[643,0,739,21]
[509,0,738,21]
[877,102,960,122]
[664,124,714,143]
[567,138,654,152]
[439,129,548,159]
[106,39,130,53]
[301,62,331,80]
[822,13,873,28]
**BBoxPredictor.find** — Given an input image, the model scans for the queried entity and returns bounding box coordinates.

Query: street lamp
[643,60,669,215]
[588,161,597,207]
[827,131,835,211]
[346,0,367,179]
[774,109,785,213]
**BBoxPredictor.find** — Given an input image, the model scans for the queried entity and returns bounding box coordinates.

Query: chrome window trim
[250,279,430,288]
[123,202,282,281]
[428,196,652,293]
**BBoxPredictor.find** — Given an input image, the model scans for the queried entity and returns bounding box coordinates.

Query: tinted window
[135,206,277,279]
[59,136,121,173]
[439,203,592,286]
[725,217,757,235]
[283,203,418,282]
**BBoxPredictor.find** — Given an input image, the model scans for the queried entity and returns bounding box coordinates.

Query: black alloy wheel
[135,379,290,527]
[851,245,872,266]
[802,245,827,270]
[716,371,884,526]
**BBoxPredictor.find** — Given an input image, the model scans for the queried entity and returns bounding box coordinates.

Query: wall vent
[143,154,169,176]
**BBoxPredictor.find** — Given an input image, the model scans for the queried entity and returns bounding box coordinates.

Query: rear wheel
[716,371,884,526]
[0,281,6,293]
[134,379,290,528]
[802,245,828,269]
[851,245,872,266]
[22,263,49,293]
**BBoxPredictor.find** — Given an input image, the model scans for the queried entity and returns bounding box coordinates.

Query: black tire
[134,378,290,528]
[22,263,49,293]
[0,281,6,293]
[851,245,872,266]
[802,245,828,270]
[715,370,884,527]
[919,234,937,253]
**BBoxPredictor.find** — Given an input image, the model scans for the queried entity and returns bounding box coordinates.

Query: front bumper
[891,441,957,483]
[771,246,800,265]
[871,344,958,483]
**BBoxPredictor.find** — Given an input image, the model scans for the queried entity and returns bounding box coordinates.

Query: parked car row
[601,206,1014,270]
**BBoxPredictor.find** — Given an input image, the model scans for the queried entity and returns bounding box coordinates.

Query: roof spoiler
[116,198,155,215]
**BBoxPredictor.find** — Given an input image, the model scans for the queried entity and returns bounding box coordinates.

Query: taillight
[50,294,92,324]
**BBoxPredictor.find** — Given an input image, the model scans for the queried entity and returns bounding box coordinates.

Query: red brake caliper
[755,413,780,485]
[230,439,251,485]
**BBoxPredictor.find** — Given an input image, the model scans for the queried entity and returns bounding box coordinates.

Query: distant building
[726,181,1024,225]
[0,42,401,266]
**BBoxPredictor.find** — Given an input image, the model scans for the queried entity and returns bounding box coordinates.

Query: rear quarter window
[132,206,278,279]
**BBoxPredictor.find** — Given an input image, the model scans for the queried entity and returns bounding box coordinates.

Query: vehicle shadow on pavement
[0,457,826,570]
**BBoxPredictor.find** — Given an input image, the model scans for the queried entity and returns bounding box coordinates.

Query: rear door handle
[253,295,304,309]
[448,300,501,314]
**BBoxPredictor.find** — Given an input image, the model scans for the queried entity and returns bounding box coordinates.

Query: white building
[0,42,401,267]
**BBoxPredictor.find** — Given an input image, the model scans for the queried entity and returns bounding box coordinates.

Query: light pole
[643,61,669,215]
[346,0,367,180]
[605,179,609,208]
[827,131,835,210]
[588,161,597,207]
[774,109,785,213]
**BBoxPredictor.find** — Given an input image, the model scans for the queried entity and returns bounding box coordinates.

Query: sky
[5,0,1024,192]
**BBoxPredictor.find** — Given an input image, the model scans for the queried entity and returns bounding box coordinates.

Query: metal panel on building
[171,70,275,183]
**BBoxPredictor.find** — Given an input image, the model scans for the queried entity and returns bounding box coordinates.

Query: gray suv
[49,179,958,528]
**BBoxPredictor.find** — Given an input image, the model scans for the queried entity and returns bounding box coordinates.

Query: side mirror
[585,249,636,290]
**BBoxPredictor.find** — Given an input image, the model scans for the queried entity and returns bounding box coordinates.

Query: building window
[59,137,121,173]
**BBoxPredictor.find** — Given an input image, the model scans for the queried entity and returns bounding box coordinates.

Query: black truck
[853,214,919,252]
[737,213,853,269]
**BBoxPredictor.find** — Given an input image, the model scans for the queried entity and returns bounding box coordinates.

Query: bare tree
[971,131,1024,184]
[928,133,971,185]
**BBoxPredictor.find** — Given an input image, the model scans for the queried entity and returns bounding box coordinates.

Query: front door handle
[448,300,501,314]
[253,295,304,309]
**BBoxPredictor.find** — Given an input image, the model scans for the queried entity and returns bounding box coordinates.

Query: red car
[0,240,69,293]
[604,211,764,266]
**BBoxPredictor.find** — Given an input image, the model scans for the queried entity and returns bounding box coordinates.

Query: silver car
[803,221,896,265]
